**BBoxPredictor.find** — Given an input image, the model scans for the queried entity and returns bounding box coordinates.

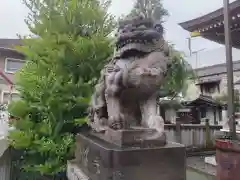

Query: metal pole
[187,37,192,56]
[195,53,198,68]
[223,0,236,139]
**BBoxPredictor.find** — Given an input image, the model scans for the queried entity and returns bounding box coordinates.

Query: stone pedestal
[68,132,186,180]
[91,127,166,147]
[216,139,240,180]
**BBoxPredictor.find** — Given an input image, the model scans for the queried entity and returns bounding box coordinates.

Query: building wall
[196,70,240,98]
[160,107,221,125]
[200,108,220,125]
[183,70,240,125]
[0,50,25,103]
[165,108,177,124]
[0,149,10,180]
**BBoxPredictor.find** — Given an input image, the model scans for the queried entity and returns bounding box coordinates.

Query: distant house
[194,61,240,97]
[0,39,25,103]
[158,94,224,125]
[159,61,240,125]
[183,95,223,125]
[158,99,182,124]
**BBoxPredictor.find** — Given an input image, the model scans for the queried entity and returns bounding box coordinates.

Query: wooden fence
[164,121,222,150]
[0,149,11,180]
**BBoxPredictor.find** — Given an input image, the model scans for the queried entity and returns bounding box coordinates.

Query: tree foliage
[162,46,196,98]
[128,0,168,22]
[8,0,115,177]
[215,90,240,112]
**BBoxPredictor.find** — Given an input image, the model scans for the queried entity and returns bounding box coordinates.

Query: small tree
[215,90,240,112]
[162,46,196,98]
[128,0,168,22]
[8,0,115,178]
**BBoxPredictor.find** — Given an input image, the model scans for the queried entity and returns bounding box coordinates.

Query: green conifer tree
[8,0,115,178]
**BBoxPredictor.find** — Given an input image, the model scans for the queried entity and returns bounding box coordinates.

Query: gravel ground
[187,156,216,179]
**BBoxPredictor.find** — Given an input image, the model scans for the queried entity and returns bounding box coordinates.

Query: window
[5,58,25,73]
[200,107,207,118]
[204,86,216,94]
[2,92,20,103]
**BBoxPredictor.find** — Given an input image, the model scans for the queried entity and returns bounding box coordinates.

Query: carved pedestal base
[68,132,186,180]
[91,127,166,147]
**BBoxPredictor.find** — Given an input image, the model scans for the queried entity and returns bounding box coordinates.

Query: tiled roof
[179,0,240,32]
[0,39,23,48]
[186,94,222,107]
[196,77,221,85]
[194,60,240,77]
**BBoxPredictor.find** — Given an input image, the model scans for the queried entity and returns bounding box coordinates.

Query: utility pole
[223,0,236,139]
[187,37,192,56]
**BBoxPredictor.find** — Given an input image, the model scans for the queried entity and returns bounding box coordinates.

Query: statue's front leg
[140,93,165,138]
[105,70,126,130]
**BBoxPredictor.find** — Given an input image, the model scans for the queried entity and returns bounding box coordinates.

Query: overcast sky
[0,0,239,68]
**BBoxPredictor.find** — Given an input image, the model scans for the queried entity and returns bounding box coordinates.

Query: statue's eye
[155,24,163,33]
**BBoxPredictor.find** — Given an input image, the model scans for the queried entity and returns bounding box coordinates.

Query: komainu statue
[88,15,170,143]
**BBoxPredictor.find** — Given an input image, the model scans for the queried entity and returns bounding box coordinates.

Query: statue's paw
[145,131,166,141]
[89,121,107,133]
[147,115,165,135]
[108,115,124,130]
[110,121,124,130]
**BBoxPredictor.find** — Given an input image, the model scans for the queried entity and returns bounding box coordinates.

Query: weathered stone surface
[216,139,240,180]
[67,160,89,180]
[88,15,169,140]
[91,127,166,148]
[70,132,186,180]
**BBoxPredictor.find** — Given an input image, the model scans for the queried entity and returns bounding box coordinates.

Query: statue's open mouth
[114,16,164,56]
[116,29,162,50]
[114,29,163,59]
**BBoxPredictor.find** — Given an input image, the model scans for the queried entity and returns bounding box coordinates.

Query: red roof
[0,70,13,85]
[0,39,22,85]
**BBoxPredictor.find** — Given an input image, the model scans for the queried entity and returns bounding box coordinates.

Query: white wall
[185,70,240,100]
[161,106,222,125]
[165,108,177,124]
[200,108,220,125]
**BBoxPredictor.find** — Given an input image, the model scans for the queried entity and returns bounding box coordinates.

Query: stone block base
[91,127,166,147]
[216,139,240,180]
[68,132,186,180]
